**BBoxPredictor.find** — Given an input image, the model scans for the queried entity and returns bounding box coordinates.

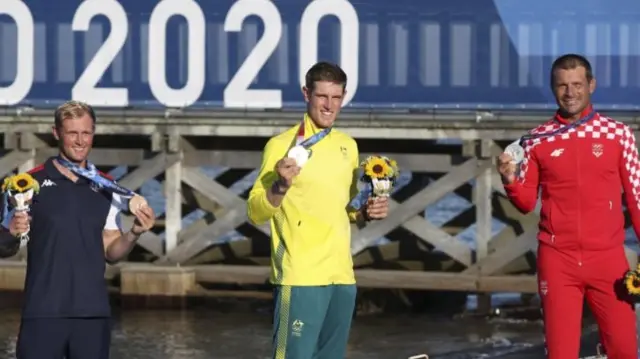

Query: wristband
[272,179,289,195]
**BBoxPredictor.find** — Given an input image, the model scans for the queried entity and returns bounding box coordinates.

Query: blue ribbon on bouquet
[349,182,373,210]
[56,156,135,198]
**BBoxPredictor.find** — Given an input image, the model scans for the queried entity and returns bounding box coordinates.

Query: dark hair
[550,54,594,85]
[54,100,96,129]
[304,61,347,92]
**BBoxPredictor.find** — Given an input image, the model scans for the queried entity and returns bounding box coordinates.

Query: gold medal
[128,194,148,213]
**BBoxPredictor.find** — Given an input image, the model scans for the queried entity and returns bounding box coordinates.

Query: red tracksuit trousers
[538,244,638,358]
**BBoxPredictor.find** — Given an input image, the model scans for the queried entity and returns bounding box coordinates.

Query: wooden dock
[1,107,638,310]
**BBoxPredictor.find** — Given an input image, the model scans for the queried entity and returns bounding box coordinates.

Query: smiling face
[552,65,596,120]
[302,62,348,129]
[52,105,95,165]
[303,80,345,128]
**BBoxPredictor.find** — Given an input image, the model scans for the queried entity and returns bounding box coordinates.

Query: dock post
[473,139,494,313]
[120,265,196,309]
[164,132,183,254]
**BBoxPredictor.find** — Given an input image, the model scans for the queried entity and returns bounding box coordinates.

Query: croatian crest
[592,143,604,158]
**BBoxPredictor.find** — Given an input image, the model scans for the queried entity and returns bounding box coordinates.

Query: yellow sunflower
[364,157,391,179]
[624,269,640,295]
[7,173,39,193]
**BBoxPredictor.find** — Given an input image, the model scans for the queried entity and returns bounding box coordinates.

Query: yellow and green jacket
[247,114,360,286]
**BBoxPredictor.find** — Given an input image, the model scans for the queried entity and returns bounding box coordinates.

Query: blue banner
[0,0,639,110]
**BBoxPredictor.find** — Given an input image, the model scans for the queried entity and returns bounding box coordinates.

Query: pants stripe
[274,285,292,359]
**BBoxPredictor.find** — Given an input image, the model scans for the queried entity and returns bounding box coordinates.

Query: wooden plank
[36,148,146,166]
[475,142,493,260]
[156,205,248,264]
[0,260,538,293]
[186,239,253,265]
[388,200,472,266]
[183,151,463,172]
[180,167,269,235]
[0,151,35,177]
[164,157,182,253]
[351,158,492,255]
[181,167,242,209]
[463,230,538,275]
[191,264,539,293]
[105,153,177,257]
[155,167,269,264]
[17,149,36,175]
[117,153,178,191]
[352,242,402,267]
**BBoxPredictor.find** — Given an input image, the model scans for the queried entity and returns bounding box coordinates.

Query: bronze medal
[128,194,148,213]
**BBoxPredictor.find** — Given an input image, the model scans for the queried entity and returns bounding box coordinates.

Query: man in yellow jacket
[247,62,389,359]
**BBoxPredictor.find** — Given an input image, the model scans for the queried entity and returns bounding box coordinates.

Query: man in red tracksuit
[498,54,639,358]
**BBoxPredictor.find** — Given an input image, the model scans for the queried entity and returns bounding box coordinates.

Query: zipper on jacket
[547,201,555,243]
[577,131,582,267]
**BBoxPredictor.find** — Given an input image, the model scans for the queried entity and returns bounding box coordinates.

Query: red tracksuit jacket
[504,106,640,259]
[503,106,640,358]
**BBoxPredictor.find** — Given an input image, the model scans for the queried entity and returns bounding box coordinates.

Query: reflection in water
[0,307,549,359]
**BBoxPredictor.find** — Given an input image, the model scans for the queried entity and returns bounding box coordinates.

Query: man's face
[302,81,345,128]
[552,66,595,119]
[52,113,95,163]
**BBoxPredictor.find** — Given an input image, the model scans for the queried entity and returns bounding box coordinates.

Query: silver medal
[287,145,310,167]
[504,139,525,164]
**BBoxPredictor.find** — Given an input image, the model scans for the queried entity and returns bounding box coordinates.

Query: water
[0,306,549,359]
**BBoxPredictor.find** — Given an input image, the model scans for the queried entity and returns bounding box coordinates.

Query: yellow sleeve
[247,138,281,225]
[346,141,362,222]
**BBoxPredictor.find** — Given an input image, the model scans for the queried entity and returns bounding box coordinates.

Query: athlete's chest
[294,140,353,188]
[30,176,111,225]
[534,134,620,182]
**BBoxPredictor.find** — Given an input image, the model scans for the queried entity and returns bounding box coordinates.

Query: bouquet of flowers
[624,264,640,299]
[359,155,399,197]
[1,173,40,244]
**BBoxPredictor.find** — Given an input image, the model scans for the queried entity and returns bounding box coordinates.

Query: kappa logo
[41,179,56,187]
[592,143,604,158]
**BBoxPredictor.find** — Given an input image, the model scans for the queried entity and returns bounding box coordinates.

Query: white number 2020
[224,0,359,109]
[0,0,360,108]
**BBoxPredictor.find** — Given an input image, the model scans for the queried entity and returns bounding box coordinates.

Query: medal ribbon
[294,120,332,148]
[517,110,596,146]
[56,156,135,198]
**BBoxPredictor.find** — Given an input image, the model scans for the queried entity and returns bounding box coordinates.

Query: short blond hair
[54,100,95,128]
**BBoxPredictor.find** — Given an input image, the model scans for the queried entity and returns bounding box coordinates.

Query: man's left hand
[131,205,156,235]
[364,196,389,220]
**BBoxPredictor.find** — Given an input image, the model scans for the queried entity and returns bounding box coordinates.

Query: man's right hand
[274,157,301,191]
[9,211,30,238]
[497,153,517,184]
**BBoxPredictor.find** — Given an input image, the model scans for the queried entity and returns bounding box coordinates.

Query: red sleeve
[503,143,540,214]
[619,126,640,239]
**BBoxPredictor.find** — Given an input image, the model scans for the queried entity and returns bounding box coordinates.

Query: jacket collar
[554,104,596,125]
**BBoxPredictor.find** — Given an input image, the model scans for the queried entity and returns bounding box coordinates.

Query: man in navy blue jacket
[2,100,156,359]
